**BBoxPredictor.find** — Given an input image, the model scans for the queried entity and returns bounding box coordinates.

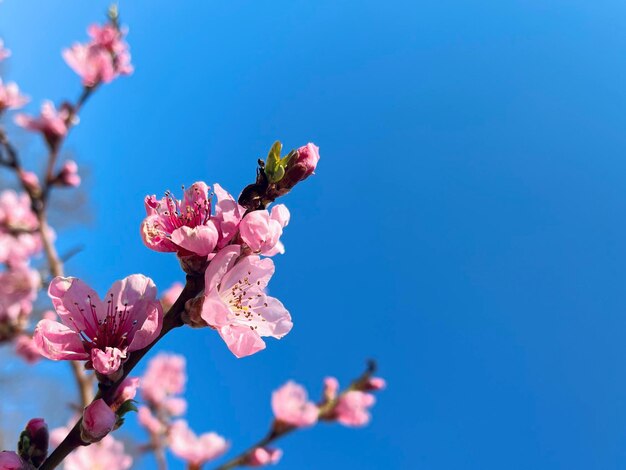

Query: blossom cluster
[0,10,385,470]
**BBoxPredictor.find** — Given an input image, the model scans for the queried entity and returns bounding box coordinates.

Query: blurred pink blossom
[0,266,40,330]
[137,406,163,435]
[200,245,292,358]
[0,451,25,469]
[34,274,163,376]
[334,390,377,427]
[14,101,72,149]
[0,190,43,265]
[271,381,318,427]
[0,79,28,111]
[14,334,42,363]
[63,434,132,470]
[57,160,81,187]
[160,281,184,311]
[141,353,186,406]
[63,23,133,87]
[168,420,229,467]
[247,447,282,467]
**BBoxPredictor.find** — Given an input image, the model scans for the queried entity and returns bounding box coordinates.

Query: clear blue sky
[2,0,626,468]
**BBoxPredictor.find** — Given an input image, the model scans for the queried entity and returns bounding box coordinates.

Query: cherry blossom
[239,205,290,256]
[168,420,229,468]
[271,381,318,427]
[63,23,133,87]
[14,101,72,149]
[200,245,292,358]
[0,79,29,112]
[247,447,283,467]
[33,274,163,376]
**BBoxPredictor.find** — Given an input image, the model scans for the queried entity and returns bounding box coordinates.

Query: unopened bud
[18,418,48,467]
[278,143,319,190]
[81,399,116,443]
[57,160,80,187]
[18,170,40,194]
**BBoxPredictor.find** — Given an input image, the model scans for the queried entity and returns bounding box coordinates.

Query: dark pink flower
[33,274,163,376]
[141,182,218,256]
[200,246,292,358]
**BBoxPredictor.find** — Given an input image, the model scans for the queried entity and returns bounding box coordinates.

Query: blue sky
[2,0,626,468]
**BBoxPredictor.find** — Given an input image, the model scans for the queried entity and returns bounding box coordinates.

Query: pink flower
[81,399,116,442]
[334,391,376,427]
[211,183,244,249]
[63,434,132,470]
[0,451,25,470]
[247,447,282,467]
[63,23,133,87]
[137,406,163,435]
[0,39,10,61]
[271,381,318,427]
[0,190,43,266]
[141,353,186,406]
[14,334,42,363]
[14,101,72,149]
[0,79,28,111]
[168,420,229,467]
[239,205,290,256]
[141,182,218,256]
[33,274,163,376]
[160,282,184,310]
[0,266,40,329]
[57,160,81,187]
[323,376,339,401]
[200,246,292,358]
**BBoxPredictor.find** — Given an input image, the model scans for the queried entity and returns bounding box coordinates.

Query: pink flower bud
[279,143,319,190]
[19,418,48,467]
[247,447,282,467]
[81,399,116,442]
[323,376,339,401]
[271,381,318,427]
[364,377,386,391]
[18,170,40,193]
[57,160,80,187]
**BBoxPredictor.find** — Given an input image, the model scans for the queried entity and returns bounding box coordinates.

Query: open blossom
[0,79,29,111]
[334,391,377,427]
[141,353,186,406]
[200,245,292,358]
[64,435,131,470]
[239,205,290,256]
[247,447,283,467]
[141,182,217,256]
[15,101,72,148]
[272,381,318,427]
[211,183,244,249]
[33,274,163,376]
[168,420,229,468]
[0,190,43,265]
[0,267,40,337]
[63,23,133,87]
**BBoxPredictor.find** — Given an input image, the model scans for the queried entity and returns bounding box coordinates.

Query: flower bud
[57,160,80,187]
[182,296,208,328]
[246,447,282,467]
[278,143,319,190]
[17,418,48,468]
[18,170,40,194]
[111,377,139,411]
[81,399,116,443]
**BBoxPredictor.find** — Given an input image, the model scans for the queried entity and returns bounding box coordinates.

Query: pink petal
[204,245,241,293]
[220,255,274,292]
[218,324,266,358]
[171,224,218,256]
[33,319,88,361]
[48,276,102,333]
[200,293,232,328]
[128,299,162,351]
[91,347,124,375]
